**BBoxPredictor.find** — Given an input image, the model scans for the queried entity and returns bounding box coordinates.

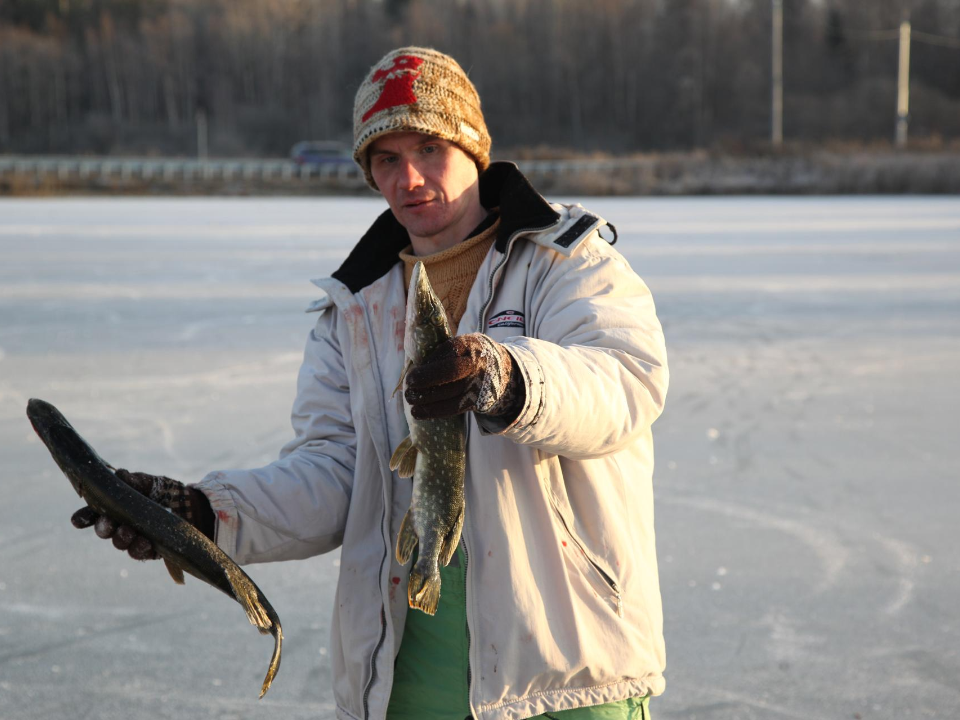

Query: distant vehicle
[290,141,353,167]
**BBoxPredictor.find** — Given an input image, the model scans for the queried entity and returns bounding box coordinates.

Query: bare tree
[0,0,958,155]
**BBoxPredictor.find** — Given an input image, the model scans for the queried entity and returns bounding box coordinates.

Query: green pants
[387,547,651,720]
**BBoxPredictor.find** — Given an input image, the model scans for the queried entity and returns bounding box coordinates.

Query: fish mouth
[412,264,441,313]
[406,262,448,341]
[26,398,71,443]
[412,261,428,289]
[26,398,91,498]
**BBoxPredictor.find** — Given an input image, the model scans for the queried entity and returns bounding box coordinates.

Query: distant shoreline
[3,149,959,197]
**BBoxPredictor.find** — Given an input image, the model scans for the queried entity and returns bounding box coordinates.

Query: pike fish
[390,261,467,615]
[26,398,283,698]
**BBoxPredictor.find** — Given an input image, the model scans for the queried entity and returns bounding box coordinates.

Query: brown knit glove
[71,469,215,560]
[404,333,525,421]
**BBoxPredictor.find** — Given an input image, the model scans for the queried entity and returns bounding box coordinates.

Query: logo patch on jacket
[488,310,525,330]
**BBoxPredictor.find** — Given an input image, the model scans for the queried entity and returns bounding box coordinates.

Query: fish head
[405,262,451,361]
[27,398,92,498]
[27,398,73,447]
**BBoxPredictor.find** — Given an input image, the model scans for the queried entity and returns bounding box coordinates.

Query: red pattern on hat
[361,55,425,122]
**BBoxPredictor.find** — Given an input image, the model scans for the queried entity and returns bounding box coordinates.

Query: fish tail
[407,568,441,616]
[226,565,284,697]
[259,626,283,699]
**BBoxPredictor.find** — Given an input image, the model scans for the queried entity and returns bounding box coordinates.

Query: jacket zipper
[361,499,390,719]
[359,221,572,719]
[475,222,561,334]
[462,540,473,718]
[475,217,624,617]
[464,221,557,717]
[555,510,623,618]
[591,558,624,619]
[361,287,393,720]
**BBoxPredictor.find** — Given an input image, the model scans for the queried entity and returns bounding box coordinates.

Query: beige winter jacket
[195,163,669,720]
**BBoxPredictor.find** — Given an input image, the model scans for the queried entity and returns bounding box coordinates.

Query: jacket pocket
[551,505,624,618]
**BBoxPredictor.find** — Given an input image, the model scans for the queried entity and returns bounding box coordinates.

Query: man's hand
[71,470,214,560]
[404,333,525,420]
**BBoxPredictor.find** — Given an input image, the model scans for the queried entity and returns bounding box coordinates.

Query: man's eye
[422,145,438,155]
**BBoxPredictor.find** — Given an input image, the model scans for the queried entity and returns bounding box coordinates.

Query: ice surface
[1,196,959,719]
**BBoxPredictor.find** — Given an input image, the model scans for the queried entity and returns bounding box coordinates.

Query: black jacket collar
[331,162,559,294]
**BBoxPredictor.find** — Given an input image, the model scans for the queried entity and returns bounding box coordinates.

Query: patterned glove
[404,333,525,421]
[71,469,214,560]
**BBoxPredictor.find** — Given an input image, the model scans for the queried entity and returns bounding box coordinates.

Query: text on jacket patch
[488,310,525,330]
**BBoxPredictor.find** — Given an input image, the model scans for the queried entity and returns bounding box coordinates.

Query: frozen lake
[1,195,959,719]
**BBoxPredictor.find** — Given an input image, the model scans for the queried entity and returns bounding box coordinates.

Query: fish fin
[408,569,441,616]
[396,445,418,479]
[259,625,283,699]
[225,565,273,632]
[438,507,465,568]
[389,435,418,478]
[392,361,412,399]
[163,558,186,585]
[395,510,418,565]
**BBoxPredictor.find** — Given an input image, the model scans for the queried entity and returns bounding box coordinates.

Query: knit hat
[353,47,491,190]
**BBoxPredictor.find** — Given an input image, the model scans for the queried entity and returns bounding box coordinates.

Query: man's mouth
[404,198,435,209]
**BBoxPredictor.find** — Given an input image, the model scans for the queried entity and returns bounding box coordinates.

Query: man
[73,47,669,720]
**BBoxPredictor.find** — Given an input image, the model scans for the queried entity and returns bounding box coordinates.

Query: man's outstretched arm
[192,307,358,565]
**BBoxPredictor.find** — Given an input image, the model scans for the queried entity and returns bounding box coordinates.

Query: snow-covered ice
[1,196,959,719]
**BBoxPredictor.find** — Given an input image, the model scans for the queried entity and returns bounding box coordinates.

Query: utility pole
[896,13,911,148]
[771,0,783,146]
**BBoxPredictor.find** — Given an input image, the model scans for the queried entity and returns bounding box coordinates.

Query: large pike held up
[390,261,467,616]
[26,398,283,698]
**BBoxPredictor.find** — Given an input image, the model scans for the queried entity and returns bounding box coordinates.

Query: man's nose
[397,158,425,190]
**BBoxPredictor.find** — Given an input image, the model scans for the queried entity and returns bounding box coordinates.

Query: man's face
[369,131,482,252]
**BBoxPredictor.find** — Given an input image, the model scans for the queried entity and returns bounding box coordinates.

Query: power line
[849,28,901,41]
[912,30,960,49]
[845,21,959,146]
[850,27,960,49]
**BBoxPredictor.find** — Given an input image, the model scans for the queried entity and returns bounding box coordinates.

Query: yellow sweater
[398,216,500,330]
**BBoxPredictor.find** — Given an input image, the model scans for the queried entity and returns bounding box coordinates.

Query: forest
[1,0,959,158]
